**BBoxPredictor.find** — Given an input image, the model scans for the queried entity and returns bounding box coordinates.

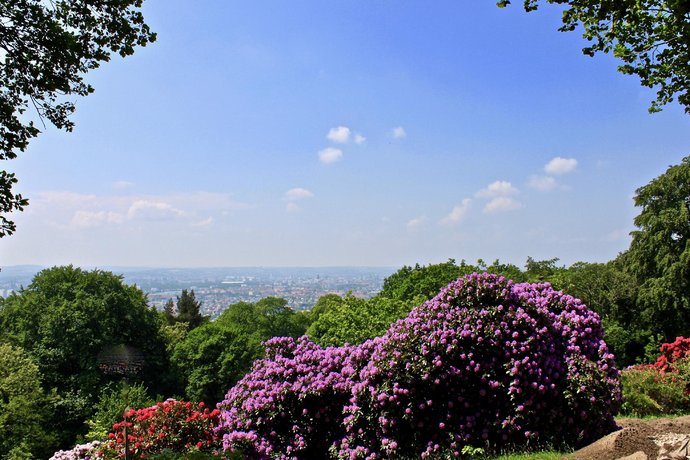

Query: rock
[616,452,648,460]
[653,433,690,460]
[571,420,657,460]
[565,417,690,460]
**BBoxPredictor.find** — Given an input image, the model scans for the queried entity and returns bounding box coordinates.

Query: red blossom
[99,399,221,459]
[651,337,690,373]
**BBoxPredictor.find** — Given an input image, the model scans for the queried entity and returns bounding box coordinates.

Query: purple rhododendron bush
[217,273,621,459]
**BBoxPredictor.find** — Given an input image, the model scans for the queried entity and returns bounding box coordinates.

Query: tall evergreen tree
[175,289,205,330]
[163,298,176,325]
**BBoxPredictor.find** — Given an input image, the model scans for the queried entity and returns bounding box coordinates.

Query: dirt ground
[569,416,690,460]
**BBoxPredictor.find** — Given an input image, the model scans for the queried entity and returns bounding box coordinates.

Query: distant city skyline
[0,265,395,314]
[1,1,688,268]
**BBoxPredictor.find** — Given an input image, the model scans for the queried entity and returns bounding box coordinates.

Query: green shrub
[0,342,57,458]
[84,382,156,442]
[620,366,690,416]
[672,357,690,388]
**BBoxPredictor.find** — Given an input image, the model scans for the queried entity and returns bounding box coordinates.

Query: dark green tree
[163,298,176,325]
[485,259,528,282]
[626,156,690,341]
[0,266,170,447]
[498,0,690,113]
[0,0,156,237]
[560,259,644,365]
[254,296,308,339]
[217,301,261,334]
[175,289,206,330]
[561,260,637,323]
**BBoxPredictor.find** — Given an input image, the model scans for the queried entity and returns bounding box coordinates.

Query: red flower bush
[101,399,221,458]
[652,337,690,373]
[621,337,690,416]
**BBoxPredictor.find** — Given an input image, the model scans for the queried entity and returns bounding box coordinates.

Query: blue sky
[2,1,689,268]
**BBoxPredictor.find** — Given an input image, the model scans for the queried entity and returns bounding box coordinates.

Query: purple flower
[216,273,620,459]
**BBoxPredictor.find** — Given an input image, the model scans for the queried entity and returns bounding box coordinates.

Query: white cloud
[476,180,519,198]
[112,180,134,189]
[34,191,98,207]
[318,147,343,164]
[544,157,577,175]
[354,133,366,145]
[284,187,314,201]
[440,198,472,225]
[392,126,406,139]
[327,126,351,144]
[24,190,251,234]
[406,215,426,230]
[286,202,301,213]
[527,175,558,192]
[169,191,251,212]
[70,211,124,228]
[191,216,214,228]
[127,200,186,220]
[484,196,522,213]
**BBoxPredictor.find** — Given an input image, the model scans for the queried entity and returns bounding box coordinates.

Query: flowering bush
[620,365,690,416]
[217,336,374,457]
[620,337,690,416]
[49,441,101,460]
[651,336,690,373]
[218,273,621,459]
[100,399,221,459]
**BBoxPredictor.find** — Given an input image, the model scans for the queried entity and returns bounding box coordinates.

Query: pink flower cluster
[217,273,621,459]
[49,441,101,460]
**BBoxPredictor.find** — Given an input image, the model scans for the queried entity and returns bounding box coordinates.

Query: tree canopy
[499,0,690,114]
[378,258,530,304]
[0,266,169,448]
[165,289,207,330]
[377,259,475,303]
[626,156,690,340]
[0,0,155,237]
[306,294,413,347]
[171,322,259,404]
[0,343,55,459]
